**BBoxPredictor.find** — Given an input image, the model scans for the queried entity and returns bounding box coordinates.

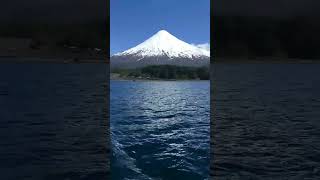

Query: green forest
[112,65,209,80]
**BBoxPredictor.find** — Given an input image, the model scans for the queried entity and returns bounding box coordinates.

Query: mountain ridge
[111,30,210,68]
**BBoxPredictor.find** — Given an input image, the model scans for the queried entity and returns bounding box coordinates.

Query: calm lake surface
[211,63,320,179]
[111,80,210,180]
[0,63,109,180]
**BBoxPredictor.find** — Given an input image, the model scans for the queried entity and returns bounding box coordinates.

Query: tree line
[213,16,320,60]
[112,65,209,80]
[0,22,107,51]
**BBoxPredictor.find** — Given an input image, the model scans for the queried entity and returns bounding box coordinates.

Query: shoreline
[213,57,320,63]
[110,73,208,81]
[1,56,320,64]
[0,56,109,63]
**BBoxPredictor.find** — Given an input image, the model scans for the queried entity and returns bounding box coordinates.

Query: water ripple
[111,80,210,180]
[211,64,320,179]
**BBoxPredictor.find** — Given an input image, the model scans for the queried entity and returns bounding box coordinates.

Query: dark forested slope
[213,16,320,60]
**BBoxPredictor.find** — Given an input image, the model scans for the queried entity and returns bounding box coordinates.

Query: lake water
[2,63,317,179]
[0,63,109,180]
[111,80,210,180]
[211,63,320,179]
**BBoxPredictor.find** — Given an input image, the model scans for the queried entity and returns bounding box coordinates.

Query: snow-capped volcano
[114,30,210,59]
[111,30,210,68]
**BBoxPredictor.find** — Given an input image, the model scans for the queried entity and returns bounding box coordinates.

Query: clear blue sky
[110,0,210,54]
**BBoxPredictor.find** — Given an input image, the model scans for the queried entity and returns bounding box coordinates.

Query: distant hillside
[2,22,106,47]
[213,16,320,60]
[0,22,107,60]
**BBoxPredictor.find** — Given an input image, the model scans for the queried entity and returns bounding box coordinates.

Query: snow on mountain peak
[113,30,210,59]
[156,29,171,35]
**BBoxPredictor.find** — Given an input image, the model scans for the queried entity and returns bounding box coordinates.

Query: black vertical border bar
[210,0,214,178]
[107,0,110,60]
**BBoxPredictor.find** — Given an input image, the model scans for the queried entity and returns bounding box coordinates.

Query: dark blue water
[0,63,109,180]
[111,80,210,180]
[211,63,320,179]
